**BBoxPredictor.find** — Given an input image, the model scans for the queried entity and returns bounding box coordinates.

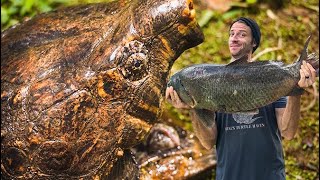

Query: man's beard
[231,43,254,59]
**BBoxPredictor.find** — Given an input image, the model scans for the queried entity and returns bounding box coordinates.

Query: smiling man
[229,17,260,61]
[166,17,317,180]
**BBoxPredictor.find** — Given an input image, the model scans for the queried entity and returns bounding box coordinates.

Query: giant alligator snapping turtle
[1,0,204,179]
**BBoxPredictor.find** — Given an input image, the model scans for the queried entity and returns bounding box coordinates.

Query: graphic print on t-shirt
[232,110,262,124]
[224,111,265,131]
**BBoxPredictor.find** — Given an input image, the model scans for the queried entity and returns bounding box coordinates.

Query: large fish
[167,36,319,125]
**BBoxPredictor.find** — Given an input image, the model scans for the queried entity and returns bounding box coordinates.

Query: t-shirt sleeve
[273,96,287,108]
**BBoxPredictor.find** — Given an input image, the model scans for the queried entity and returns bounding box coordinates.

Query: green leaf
[8,6,19,14]
[52,0,71,3]
[7,19,19,28]
[198,10,215,27]
[11,0,23,6]
[246,0,257,4]
[221,9,242,20]
[20,0,35,16]
[37,0,53,12]
[1,7,9,24]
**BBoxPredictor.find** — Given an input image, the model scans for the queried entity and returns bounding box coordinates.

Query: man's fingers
[165,87,171,100]
[172,90,180,103]
[166,87,175,104]
[300,61,310,79]
[306,62,316,82]
[298,69,307,88]
[299,69,306,79]
[301,61,311,78]
[300,68,308,83]
[298,61,317,88]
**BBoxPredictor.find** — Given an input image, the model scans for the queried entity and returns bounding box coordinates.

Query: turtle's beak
[176,0,204,50]
[182,0,196,21]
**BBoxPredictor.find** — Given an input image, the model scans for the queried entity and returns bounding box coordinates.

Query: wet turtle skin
[1,0,204,179]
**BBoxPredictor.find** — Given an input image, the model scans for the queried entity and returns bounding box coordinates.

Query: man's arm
[276,96,300,140]
[276,61,317,140]
[166,86,217,149]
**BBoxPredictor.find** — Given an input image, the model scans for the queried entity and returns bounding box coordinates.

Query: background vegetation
[1,0,318,179]
[168,0,319,179]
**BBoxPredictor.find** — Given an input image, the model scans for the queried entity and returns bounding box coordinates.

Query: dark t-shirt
[215,97,287,180]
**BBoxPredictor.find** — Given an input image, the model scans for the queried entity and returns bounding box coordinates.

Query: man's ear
[252,40,257,47]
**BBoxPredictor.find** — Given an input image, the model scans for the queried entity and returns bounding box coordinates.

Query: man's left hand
[298,61,317,88]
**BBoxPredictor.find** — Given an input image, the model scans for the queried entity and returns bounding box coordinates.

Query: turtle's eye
[134,59,141,68]
[120,52,148,81]
[114,40,149,81]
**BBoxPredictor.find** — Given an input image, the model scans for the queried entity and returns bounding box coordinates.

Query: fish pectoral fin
[287,86,305,96]
[191,109,216,128]
[241,109,259,115]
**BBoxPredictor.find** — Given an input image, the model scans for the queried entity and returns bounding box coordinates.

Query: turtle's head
[108,0,202,126]
[91,0,203,148]
[133,0,204,59]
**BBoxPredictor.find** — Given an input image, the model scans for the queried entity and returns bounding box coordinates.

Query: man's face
[228,21,256,59]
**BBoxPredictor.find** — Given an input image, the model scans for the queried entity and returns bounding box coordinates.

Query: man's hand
[165,86,190,109]
[298,61,317,88]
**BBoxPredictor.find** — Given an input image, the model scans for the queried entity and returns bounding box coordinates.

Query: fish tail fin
[190,109,216,150]
[191,109,216,128]
[286,35,314,77]
[297,35,312,65]
[287,87,305,96]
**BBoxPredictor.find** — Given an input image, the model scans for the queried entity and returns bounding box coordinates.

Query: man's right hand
[165,86,191,109]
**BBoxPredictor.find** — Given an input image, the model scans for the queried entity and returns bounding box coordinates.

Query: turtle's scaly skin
[1,0,204,179]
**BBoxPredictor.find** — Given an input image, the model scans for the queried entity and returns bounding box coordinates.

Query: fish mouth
[168,74,196,107]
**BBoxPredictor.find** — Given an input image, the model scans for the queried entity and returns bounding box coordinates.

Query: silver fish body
[168,36,319,113]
